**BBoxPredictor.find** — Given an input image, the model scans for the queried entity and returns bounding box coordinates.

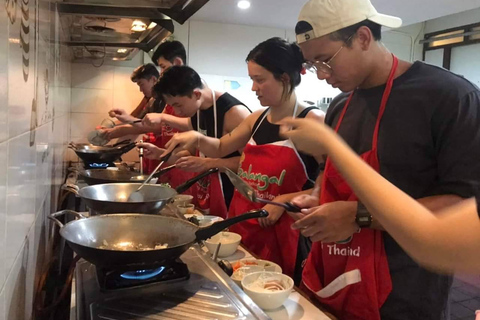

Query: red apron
[229,106,308,278]
[144,105,195,191]
[194,90,228,219]
[301,55,398,320]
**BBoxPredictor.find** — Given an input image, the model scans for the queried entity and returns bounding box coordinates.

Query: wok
[48,209,268,269]
[63,168,219,214]
[79,165,176,185]
[68,140,136,164]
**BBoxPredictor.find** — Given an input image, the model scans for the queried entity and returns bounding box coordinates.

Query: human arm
[109,108,139,123]
[280,117,480,273]
[176,156,241,173]
[142,113,192,132]
[163,109,265,158]
[102,123,161,140]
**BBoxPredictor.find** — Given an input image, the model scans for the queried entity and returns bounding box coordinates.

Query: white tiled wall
[0,0,72,318]
[69,62,144,162]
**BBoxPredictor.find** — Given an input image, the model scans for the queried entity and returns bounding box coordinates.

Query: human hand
[288,193,320,221]
[136,142,164,160]
[163,131,202,157]
[279,117,332,158]
[258,203,285,228]
[176,156,211,172]
[109,108,135,123]
[291,201,358,243]
[142,113,163,127]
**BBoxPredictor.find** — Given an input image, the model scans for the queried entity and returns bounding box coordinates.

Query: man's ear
[173,57,184,66]
[193,89,202,100]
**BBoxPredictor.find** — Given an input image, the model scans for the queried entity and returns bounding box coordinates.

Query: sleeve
[325,92,349,128]
[431,90,480,199]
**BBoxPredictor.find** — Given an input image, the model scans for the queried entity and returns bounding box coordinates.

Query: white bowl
[205,231,241,257]
[242,271,293,310]
[237,258,282,273]
[177,204,195,215]
[173,194,193,206]
[231,265,264,287]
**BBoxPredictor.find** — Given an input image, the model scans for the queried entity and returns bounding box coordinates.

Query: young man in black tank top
[139,66,251,208]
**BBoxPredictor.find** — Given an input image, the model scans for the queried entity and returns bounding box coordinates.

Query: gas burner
[83,161,115,169]
[120,266,165,280]
[96,260,190,291]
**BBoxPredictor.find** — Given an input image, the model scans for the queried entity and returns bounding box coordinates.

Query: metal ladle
[224,167,302,212]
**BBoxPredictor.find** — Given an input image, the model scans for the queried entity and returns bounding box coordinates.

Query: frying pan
[63,168,219,214]
[48,209,268,270]
[68,140,136,164]
[79,165,176,185]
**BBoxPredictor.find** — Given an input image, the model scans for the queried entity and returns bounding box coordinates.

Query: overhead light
[237,0,250,9]
[117,48,128,54]
[131,20,147,32]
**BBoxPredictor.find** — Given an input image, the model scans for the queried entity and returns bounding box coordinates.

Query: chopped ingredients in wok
[98,240,169,251]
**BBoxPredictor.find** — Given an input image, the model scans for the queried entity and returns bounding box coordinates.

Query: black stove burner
[83,162,115,169]
[96,260,190,291]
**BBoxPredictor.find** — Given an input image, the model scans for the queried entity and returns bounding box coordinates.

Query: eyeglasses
[303,34,355,76]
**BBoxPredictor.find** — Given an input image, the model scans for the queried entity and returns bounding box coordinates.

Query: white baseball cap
[296,0,402,44]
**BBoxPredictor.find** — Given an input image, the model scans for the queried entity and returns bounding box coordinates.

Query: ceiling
[191,0,480,30]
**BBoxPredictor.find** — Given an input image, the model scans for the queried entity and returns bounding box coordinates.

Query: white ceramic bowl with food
[205,231,241,257]
[172,194,193,206]
[242,271,294,310]
[237,258,282,273]
[177,203,195,215]
[231,265,264,287]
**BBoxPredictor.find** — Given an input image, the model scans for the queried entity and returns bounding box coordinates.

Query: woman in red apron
[300,55,398,320]
[228,101,321,278]
[162,38,324,279]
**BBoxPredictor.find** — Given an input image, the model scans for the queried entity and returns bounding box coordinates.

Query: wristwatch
[355,201,373,228]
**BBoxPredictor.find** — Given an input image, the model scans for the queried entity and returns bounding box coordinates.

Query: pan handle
[111,139,131,148]
[153,164,176,178]
[176,168,219,194]
[195,209,268,241]
[61,184,79,195]
[118,142,137,153]
[48,210,87,228]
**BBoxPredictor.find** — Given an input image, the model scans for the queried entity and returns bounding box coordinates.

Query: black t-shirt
[325,61,480,320]
[191,92,251,208]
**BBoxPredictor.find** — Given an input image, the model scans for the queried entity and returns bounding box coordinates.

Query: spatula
[224,167,302,212]
[127,149,175,202]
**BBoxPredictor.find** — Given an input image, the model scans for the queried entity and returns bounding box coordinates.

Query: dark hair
[330,20,382,45]
[295,19,382,46]
[246,37,304,100]
[153,65,204,97]
[130,63,159,82]
[152,40,187,66]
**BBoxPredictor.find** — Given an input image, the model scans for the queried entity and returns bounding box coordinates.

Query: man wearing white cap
[290,0,480,319]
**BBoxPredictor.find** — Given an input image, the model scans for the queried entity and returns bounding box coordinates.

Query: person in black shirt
[139,66,251,215]
[287,0,480,319]
[280,116,480,274]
